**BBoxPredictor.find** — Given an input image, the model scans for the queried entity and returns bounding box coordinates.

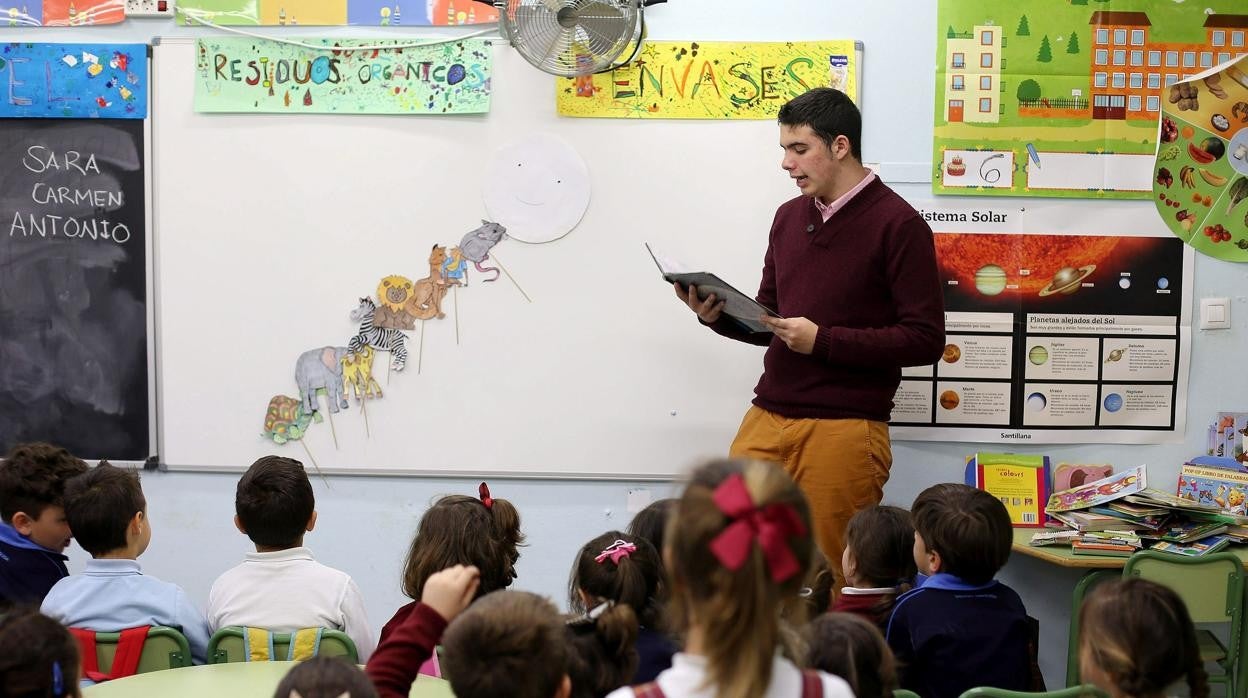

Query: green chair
[1122,550,1244,698]
[81,626,192,674]
[894,690,922,698]
[959,686,1107,698]
[1064,570,1118,687]
[207,626,358,664]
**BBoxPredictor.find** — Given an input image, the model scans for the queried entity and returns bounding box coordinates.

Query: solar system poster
[892,202,1193,444]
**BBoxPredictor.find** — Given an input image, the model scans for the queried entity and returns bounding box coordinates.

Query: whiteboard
[152,37,861,477]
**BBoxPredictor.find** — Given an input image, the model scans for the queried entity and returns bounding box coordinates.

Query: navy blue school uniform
[0,523,70,607]
[633,626,678,683]
[885,572,1030,698]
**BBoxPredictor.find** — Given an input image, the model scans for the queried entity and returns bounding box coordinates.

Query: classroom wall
[7,0,1248,686]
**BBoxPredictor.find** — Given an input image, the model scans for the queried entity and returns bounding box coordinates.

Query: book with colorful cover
[1046,465,1146,514]
[1072,540,1136,557]
[1177,458,1248,519]
[1050,510,1134,533]
[965,452,1051,528]
[1029,530,1080,547]
[1149,535,1233,557]
[1149,520,1229,544]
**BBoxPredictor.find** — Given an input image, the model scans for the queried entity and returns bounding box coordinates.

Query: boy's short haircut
[442,591,567,698]
[235,456,314,548]
[62,462,146,556]
[273,655,377,698]
[0,442,88,523]
[912,483,1012,585]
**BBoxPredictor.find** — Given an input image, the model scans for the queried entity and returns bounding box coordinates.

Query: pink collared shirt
[813,169,877,222]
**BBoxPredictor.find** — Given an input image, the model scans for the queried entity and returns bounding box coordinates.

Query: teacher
[675,87,945,585]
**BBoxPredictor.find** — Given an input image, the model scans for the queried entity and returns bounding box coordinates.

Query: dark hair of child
[442,590,569,698]
[626,498,676,561]
[911,483,1011,584]
[569,531,663,629]
[805,612,898,698]
[401,486,524,602]
[564,602,639,698]
[272,655,378,698]
[0,608,82,698]
[843,505,916,622]
[236,456,315,548]
[61,462,146,557]
[0,443,88,524]
[1079,577,1208,698]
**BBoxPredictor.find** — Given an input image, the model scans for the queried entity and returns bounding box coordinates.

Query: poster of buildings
[891,202,1192,444]
[933,1,1248,199]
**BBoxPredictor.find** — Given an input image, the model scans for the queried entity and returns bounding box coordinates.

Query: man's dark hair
[777,87,863,160]
[442,591,568,698]
[235,456,314,548]
[0,442,88,523]
[63,462,146,556]
[911,483,1012,585]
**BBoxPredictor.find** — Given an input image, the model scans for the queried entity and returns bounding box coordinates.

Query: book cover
[1072,540,1135,557]
[965,452,1051,528]
[644,243,779,334]
[1046,465,1146,514]
[1050,510,1131,533]
[1177,458,1248,518]
[1151,521,1229,544]
[1149,535,1232,557]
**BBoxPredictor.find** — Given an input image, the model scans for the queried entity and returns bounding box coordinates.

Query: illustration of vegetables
[1227,177,1248,214]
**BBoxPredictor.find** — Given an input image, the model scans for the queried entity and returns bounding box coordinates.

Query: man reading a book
[674,87,945,587]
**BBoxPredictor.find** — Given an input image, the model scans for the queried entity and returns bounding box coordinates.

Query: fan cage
[499,0,642,76]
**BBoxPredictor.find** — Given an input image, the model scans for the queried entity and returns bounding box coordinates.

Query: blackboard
[0,119,150,462]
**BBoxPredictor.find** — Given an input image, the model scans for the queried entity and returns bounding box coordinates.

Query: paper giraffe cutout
[341,345,383,401]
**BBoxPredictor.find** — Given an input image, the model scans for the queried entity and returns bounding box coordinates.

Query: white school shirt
[206,547,375,661]
[605,653,854,698]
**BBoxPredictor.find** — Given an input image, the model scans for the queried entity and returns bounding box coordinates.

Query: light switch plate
[1200,296,1230,330]
[125,0,173,18]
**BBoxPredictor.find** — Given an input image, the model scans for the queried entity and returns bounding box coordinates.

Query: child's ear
[130,511,144,534]
[233,515,247,535]
[11,511,35,536]
[306,510,318,533]
[553,674,572,698]
[927,548,943,575]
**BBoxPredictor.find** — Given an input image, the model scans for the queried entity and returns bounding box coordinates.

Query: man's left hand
[760,316,818,355]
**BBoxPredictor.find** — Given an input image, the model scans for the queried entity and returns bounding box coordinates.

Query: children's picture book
[645,243,780,334]
[1149,520,1229,544]
[1072,539,1136,557]
[1029,530,1080,547]
[1046,465,1146,514]
[1213,412,1247,464]
[1149,535,1233,557]
[1050,510,1133,533]
[1053,463,1113,493]
[1178,458,1248,517]
[965,452,1051,527]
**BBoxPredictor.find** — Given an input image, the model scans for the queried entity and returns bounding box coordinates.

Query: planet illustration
[1119,277,1131,290]
[1105,348,1126,363]
[936,236,1120,294]
[1038,265,1096,297]
[974,264,1007,296]
[1028,345,1049,365]
[1026,392,1047,411]
[1103,393,1124,413]
[942,344,962,363]
[939,390,960,410]
[1157,277,1170,290]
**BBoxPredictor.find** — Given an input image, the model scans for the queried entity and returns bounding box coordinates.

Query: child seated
[886,483,1029,698]
[40,463,211,664]
[832,505,915,631]
[0,442,89,606]
[379,483,523,643]
[805,612,898,698]
[275,655,378,698]
[442,590,571,698]
[1079,578,1208,698]
[0,608,82,698]
[565,601,639,698]
[626,498,676,564]
[208,456,374,661]
[569,531,674,683]
[607,458,853,698]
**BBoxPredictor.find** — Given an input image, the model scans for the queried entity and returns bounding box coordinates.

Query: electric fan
[481,0,666,77]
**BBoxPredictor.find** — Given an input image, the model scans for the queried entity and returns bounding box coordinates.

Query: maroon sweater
[365,602,446,698]
[710,178,945,422]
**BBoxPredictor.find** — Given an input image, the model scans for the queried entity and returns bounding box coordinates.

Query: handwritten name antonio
[9,146,131,245]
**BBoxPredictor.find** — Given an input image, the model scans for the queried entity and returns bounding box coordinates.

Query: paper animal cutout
[406,244,451,320]
[374,275,418,330]
[452,220,506,283]
[296,346,351,415]
[341,346,383,401]
[348,297,409,371]
[261,394,321,444]
[441,247,470,286]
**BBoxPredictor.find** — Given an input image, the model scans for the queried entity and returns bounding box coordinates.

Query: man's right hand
[675,282,726,323]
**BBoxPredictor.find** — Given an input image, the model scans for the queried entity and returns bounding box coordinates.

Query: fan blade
[539,26,576,67]
[571,1,631,53]
[540,0,564,12]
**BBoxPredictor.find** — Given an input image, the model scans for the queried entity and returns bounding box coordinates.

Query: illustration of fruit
[1181,125,1195,140]
[1161,117,1178,143]
[1159,145,1180,161]
[1157,167,1173,187]
[1199,168,1228,186]
[1179,166,1197,187]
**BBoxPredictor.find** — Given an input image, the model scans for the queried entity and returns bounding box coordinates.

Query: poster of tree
[933,1,1248,200]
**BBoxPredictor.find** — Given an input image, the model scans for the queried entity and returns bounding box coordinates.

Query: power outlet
[125,0,174,18]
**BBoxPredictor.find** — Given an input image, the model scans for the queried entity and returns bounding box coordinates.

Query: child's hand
[421,565,481,622]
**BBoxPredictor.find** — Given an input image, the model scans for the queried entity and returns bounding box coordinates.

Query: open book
[646,243,779,334]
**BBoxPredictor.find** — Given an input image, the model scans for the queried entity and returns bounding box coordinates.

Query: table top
[1011,528,1248,569]
[82,661,454,698]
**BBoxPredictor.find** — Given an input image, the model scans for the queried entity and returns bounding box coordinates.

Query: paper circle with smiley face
[483,133,591,244]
